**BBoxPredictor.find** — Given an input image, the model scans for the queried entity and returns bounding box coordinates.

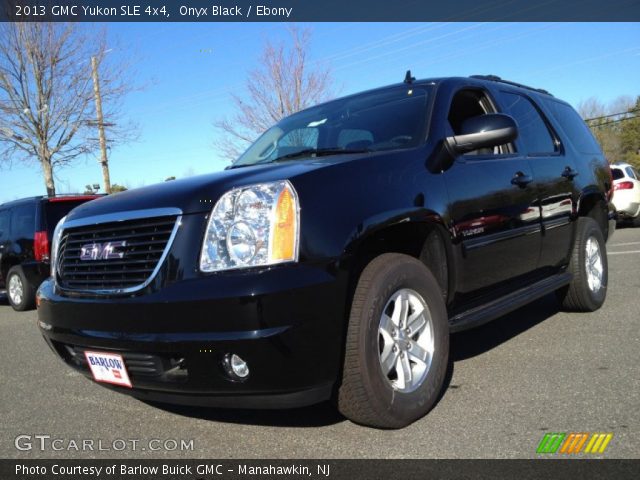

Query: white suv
[611,162,640,226]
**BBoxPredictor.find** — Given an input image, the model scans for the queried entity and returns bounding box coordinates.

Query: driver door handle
[511,171,533,188]
[561,166,579,180]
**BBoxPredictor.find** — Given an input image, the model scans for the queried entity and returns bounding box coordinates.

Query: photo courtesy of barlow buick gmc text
[0,1,639,479]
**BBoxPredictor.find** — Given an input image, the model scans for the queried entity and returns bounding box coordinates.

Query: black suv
[37,75,615,428]
[0,195,100,311]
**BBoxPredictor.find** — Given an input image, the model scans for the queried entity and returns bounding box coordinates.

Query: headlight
[199,180,300,272]
[50,215,66,277]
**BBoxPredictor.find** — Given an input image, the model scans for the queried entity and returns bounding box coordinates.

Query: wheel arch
[577,189,609,238]
[344,213,454,305]
[0,256,19,288]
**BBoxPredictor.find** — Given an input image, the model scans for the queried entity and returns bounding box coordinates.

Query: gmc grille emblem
[80,241,127,261]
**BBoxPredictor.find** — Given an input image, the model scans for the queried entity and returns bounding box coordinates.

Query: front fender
[291,148,448,263]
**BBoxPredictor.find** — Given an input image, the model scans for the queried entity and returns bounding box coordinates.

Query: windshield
[232,86,431,167]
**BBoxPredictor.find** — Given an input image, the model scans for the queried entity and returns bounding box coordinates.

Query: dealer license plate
[84,351,132,388]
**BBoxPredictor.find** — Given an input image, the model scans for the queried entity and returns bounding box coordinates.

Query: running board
[449,272,572,333]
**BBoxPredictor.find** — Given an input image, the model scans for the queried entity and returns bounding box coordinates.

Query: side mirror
[445,113,518,155]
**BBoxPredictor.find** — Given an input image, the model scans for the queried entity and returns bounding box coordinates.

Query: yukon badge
[80,241,127,261]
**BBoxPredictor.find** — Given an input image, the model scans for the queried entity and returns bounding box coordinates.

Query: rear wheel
[6,266,36,312]
[337,253,449,429]
[557,217,608,312]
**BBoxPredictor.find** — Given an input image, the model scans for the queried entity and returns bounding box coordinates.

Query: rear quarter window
[543,99,602,154]
[44,201,89,237]
[611,168,624,180]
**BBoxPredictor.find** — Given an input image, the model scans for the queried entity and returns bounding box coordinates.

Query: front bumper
[37,263,347,409]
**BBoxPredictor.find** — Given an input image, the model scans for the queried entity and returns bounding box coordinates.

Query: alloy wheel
[8,274,23,306]
[585,236,603,293]
[378,288,434,393]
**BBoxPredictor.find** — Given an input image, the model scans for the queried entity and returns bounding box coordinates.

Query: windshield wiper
[271,147,371,163]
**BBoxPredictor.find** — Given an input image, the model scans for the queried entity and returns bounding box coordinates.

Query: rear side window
[500,92,557,155]
[625,167,637,179]
[44,201,87,237]
[544,99,602,154]
[10,204,36,241]
[611,168,624,180]
[0,209,9,241]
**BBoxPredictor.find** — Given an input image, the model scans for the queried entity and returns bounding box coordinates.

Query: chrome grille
[57,215,178,292]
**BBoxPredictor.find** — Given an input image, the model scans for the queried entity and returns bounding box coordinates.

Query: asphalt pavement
[1,227,638,459]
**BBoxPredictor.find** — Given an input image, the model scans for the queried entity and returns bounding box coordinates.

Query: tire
[632,214,640,228]
[6,266,36,312]
[556,217,608,312]
[337,253,449,429]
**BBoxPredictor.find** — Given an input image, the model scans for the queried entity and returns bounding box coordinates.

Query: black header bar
[2,0,640,22]
[2,459,640,480]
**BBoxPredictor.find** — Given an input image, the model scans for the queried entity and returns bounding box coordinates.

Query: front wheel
[557,217,608,312]
[337,253,449,429]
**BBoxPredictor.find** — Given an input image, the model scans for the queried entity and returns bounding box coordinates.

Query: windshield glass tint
[233,86,430,167]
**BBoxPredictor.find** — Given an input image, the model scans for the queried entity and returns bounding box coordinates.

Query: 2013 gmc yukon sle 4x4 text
[37,75,616,428]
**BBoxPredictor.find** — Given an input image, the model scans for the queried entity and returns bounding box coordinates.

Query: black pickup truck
[37,75,615,428]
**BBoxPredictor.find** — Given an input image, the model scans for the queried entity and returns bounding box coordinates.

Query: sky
[1,22,639,202]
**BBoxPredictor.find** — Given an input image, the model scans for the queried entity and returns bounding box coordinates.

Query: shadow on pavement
[144,294,561,427]
[450,293,560,362]
[141,399,346,428]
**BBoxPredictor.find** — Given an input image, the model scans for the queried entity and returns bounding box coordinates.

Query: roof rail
[470,75,553,96]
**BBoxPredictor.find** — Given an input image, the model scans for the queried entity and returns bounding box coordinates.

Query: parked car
[0,195,101,311]
[37,74,615,428]
[610,162,640,226]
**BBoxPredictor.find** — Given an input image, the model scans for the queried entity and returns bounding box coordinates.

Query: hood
[65,158,348,222]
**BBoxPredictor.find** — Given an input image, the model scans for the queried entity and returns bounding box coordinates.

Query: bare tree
[0,22,137,196]
[214,26,334,162]
[577,95,635,163]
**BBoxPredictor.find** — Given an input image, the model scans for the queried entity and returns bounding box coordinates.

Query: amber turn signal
[270,184,298,262]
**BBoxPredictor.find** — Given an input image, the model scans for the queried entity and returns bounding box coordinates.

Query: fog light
[38,320,52,331]
[222,353,249,381]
